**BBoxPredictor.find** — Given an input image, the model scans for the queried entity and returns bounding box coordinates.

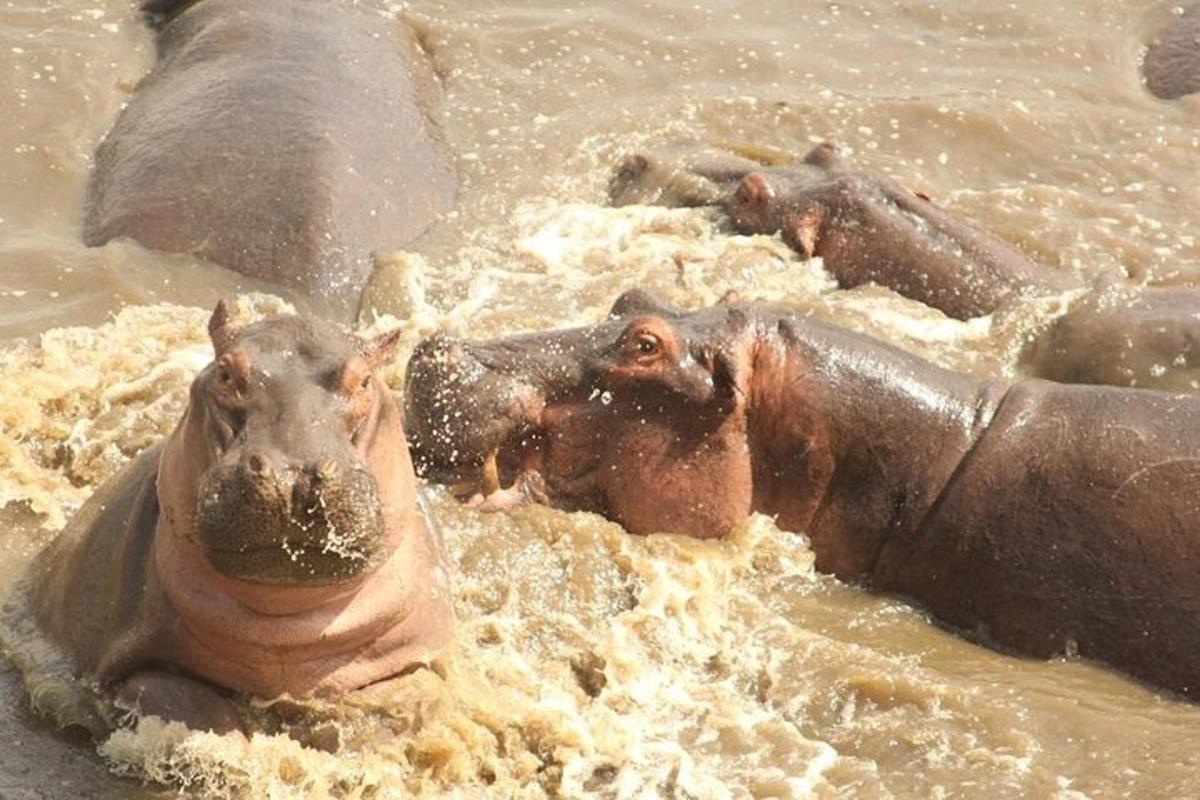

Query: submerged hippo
[1025,281,1200,392]
[85,0,456,317]
[29,304,453,733]
[1144,2,1200,99]
[612,141,1200,391]
[611,141,1083,321]
[405,290,1200,697]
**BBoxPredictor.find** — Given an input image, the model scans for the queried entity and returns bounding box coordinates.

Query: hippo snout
[404,334,546,482]
[195,456,386,586]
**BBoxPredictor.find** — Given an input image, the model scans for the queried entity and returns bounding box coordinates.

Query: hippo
[27,303,453,733]
[1025,281,1200,391]
[611,141,1200,392]
[84,0,456,318]
[404,290,1200,698]
[611,141,1083,321]
[1144,2,1200,99]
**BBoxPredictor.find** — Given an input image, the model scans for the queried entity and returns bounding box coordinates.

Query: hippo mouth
[437,420,552,505]
[194,464,387,586]
[201,541,381,587]
[445,400,615,513]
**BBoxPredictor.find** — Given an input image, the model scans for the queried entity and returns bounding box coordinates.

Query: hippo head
[723,144,845,238]
[167,302,407,586]
[405,290,761,538]
[608,140,847,252]
[608,141,766,208]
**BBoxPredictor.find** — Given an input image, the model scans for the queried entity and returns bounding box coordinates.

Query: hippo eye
[634,334,660,356]
[211,352,249,407]
[213,363,239,398]
[339,361,373,397]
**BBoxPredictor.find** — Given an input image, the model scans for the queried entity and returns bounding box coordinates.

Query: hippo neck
[150,501,452,698]
[747,314,1004,581]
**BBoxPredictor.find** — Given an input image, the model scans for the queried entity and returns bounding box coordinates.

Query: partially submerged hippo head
[610,142,754,208]
[609,140,1079,320]
[406,291,1200,701]
[608,139,837,208]
[173,302,404,585]
[405,289,760,537]
[31,302,454,721]
[610,140,853,243]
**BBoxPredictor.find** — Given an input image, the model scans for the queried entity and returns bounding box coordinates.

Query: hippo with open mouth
[405,290,1200,698]
[28,304,453,733]
[84,0,456,317]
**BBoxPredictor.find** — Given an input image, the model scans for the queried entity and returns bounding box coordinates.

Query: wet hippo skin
[1025,282,1200,392]
[84,0,456,318]
[1144,2,1200,99]
[611,141,1084,321]
[405,290,1200,698]
[611,141,1200,392]
[28,304,453,734]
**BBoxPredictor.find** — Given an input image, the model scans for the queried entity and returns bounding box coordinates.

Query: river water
[2,1,1199,797]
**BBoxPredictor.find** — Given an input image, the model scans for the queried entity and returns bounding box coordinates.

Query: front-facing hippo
[84,0,457,317]
[29,303,453,733]
[405,290,1200,698]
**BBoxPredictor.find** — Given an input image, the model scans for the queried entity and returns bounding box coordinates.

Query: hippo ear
[707,308,752,399]
[608,289,684,319]
[734,172,774,207]
[717,289,741,305]
[782,209,824,259]
[360,328,404,370]
[802,142,844,171]
[609,154,651,205]
[207,300,239,354]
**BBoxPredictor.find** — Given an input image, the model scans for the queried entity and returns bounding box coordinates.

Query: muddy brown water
[1,1,1199,798]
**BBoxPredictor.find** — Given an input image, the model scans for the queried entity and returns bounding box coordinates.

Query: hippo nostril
[247,454,270,476]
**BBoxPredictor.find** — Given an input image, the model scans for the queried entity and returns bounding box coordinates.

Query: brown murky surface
[2,1,1199,797]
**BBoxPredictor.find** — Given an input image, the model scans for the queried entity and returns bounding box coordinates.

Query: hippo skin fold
[404,290,1200,699]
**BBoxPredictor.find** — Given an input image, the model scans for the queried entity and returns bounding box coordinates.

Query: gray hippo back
[84,0,456,317]
[1144,3,1200,99]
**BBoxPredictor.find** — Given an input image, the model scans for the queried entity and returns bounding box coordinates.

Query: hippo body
[611,142,1200,392]
[405,292,1200,697]
[874,379,1200,695]
[1025,284,1200,391]
[84,0,456,317]
[1144,3,1200,99]
[33,445,163,686]
[611,142,1083,321]
[30,307,453,733]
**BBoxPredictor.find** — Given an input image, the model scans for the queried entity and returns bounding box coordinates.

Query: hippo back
[875,381,1200,696]
[84,0,456,317]
[1144,3,1200,99]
